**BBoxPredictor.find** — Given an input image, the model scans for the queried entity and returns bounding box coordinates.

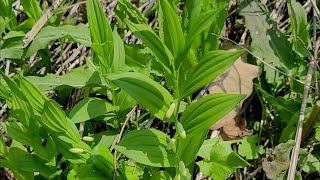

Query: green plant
[1,0,320,179]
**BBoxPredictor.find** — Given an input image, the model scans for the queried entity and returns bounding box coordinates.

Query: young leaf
[158,0,185,59]
[238,135,265,160]
[180,50,244,98]
[125,19,174,72]
[184,8,224,53]
[107,72,175,122]
[87,0,113,68]
[26,24,91,57]
[114,129,179,167]
[287,0,310,57]
[68,98,118,123]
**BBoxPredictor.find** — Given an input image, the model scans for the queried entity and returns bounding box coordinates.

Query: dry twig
[287,1,319,179]
[110,106,137,180]
[23,0,64,48]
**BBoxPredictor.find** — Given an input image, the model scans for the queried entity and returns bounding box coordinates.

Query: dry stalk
[287,1,319,179]
[23,0,64,48]
[110,106,137,180]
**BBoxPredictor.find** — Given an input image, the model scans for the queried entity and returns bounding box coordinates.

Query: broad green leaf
[125,19,173,72]
[287,0,310,57]
[158,0,185,59]
[42,100,80,144]
[176,94,244,165]
[114,90,136,122]
[184,0,203,29]
[255,84,301,121]
[10,94,33,126]
[176,131,208,166]
[197,138,219,160]
[3,31,25,39]
[202,0,229,52]
[0,0,13,18]
[68,97,118,123]
[150,171,173,180]
[197,140,249,180]
[238,0,305,84]
[112,28,126,72]
[20,0,42,21]
[124,44,163,73]
[107,72,175,121]
[53,135,90,164]
[0,133,6,156]
[26,66,103,91]
[185,8,223,53]
[0,36,25,61]
[1,122,32,146]
[0,71,28,102]
[300,153,320,174]
[180,50,243,98]
[67,164,108,180]
[26,24,91,57]
[0,17,11,34]
[90,145,114,178]
[279,111,300,143]
[16,74,47,114]
[123,162,144,180]
[180,93,245,136]
[87,0,113,68]
[1,147,60,178]
[0,0,16,29]
[114,129,179,167]
[238,135,265,160]
[92,130,118,148]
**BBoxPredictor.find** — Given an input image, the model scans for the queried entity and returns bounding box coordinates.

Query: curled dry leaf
[209,42,261,139]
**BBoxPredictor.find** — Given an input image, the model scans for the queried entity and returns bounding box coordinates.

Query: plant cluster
[0,0,320,179]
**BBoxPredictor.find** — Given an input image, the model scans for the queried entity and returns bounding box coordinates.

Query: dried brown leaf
[209,42,261,139]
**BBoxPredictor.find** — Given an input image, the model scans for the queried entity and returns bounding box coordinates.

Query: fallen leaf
[208,42,261,139]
